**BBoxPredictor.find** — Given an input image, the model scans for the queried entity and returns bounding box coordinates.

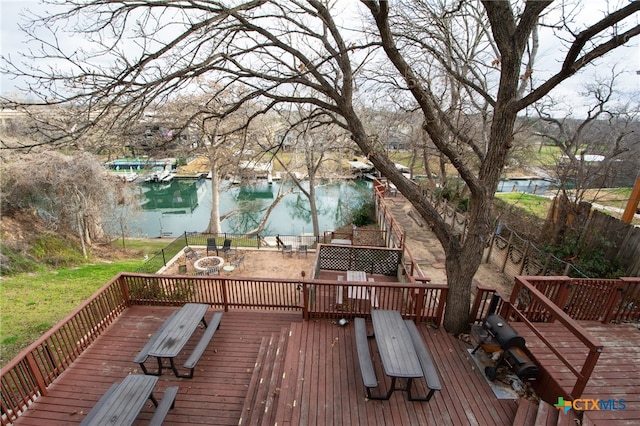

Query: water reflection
[128,178,372,237]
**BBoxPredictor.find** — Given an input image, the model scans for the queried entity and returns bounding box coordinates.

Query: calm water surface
[124,178,373,238]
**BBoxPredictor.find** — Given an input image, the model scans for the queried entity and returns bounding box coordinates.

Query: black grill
[482,314,525,350]
[472,314,539,382]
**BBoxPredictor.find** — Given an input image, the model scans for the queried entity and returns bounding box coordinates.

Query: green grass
[495,192,553,219]
[0,239,169,365]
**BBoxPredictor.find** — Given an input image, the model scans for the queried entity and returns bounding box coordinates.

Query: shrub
[30,235,85,267]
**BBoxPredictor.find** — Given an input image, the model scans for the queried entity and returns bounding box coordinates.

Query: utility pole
[621,174,640,223]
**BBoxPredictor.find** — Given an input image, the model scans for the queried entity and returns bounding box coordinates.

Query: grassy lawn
[0,239,168,365]
[495,192,553,219]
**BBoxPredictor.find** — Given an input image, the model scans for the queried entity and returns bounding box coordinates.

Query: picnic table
[370,310,424,400]
[80,374,178,426]
[136,303,210,378]
[346,271,378,308]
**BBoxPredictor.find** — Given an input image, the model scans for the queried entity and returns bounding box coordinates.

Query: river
[119,178,373,238]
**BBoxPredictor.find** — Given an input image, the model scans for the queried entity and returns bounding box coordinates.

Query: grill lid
[483,314,525,349]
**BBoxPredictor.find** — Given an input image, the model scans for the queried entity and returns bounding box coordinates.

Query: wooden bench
[404,320,442,401]
[149,386,180,426]
[354,317,378,399]
[183,312,223,378]
[81,375,178,426]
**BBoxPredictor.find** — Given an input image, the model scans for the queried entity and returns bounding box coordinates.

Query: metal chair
[282,244,293,256]
[296,244,308,257]
[206,266,219,276]
[231,255,245,270]
[221,239,234,258]
[206,238,219,256]
[184,247,199,261]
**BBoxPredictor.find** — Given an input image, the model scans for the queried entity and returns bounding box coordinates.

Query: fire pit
[193,256,224,273]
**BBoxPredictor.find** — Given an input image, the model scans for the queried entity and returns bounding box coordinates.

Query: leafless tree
[534,70,640,243]
[2,0,638,332]
[1,151,115,257]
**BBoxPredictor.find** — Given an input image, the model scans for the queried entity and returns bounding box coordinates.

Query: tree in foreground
[2,1,638,333]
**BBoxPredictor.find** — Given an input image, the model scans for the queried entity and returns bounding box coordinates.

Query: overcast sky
[2,0,639,113]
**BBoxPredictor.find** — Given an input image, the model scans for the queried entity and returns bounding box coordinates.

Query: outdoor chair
[221,239,234,258]
[231,255,245,271]
[206,266,220,276]
[206,238,219,256]
[282,244,293,257]
[184,247,199,261]
[296,245,308,257]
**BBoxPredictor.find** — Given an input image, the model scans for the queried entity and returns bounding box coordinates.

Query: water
[496,178,556,194]
[121,178,373,238]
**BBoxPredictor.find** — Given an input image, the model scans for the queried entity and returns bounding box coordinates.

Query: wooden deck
[513,321,640,425]
[13,307,517,426]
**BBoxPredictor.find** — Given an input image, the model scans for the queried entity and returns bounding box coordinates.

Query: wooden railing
[1,275,129,425]
[0,272,447,424]
[505,276,603,399]
[302,280,447,325]
[512,276,640,323]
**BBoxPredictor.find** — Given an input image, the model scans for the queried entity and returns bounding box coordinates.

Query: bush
[30,235,85,267]
[351,197,376,227]
[0,245,39,276]
[544,233,625,279]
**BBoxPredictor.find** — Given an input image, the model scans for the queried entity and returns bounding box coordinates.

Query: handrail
[0,274,129,425]
[506,276,603,399]
[1,272,448,425]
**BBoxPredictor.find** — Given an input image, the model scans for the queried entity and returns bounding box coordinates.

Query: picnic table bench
[354,310,441,401]
[404,320,442,401]
[354,317,379,399]
[134,304,222,378]
[80,374,178,426]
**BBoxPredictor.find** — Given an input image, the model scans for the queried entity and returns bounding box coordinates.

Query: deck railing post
[221,279,229,312]
[602,280,625,323]
[572,346,602,399]
[25,352,48,397]
[302,282,309,320]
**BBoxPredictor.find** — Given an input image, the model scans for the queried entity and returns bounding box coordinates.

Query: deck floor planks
[512,321,640,425]
[14,307,532,426]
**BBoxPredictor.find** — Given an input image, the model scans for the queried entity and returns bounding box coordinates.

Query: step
[239,327,290,426]
[260,328,289,426]
[238,335,271,426]
[273,322,304,425]
[512,398,538,426]
[534,400,558,426]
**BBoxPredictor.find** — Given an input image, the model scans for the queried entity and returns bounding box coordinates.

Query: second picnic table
[137,303,210,378]
[371,310,424,400]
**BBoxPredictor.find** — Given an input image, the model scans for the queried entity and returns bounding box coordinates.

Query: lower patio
[11,307,518,426]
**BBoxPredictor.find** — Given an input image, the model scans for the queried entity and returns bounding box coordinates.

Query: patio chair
[282,244,293,257]
[221,239,234,258]
[184,247,199,261]
[296,244,308,257]
[231,254,245,271]
[206,266,220,276]
[206,238,219,256]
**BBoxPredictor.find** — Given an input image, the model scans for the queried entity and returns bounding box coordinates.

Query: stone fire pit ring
[193,256,225,273]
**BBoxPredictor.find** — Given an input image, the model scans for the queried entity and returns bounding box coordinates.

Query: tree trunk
[207,159,222,233]
[308,174,320,237]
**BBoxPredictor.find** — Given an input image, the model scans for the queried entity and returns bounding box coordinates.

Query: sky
[1,0,639,113]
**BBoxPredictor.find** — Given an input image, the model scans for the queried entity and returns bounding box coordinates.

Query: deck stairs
[238,327,290,426]
[513,398,582,426]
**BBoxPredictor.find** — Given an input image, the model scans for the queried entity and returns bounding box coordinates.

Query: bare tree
[534,71,640,243]
[2,0,638,332]
[1,151,114,257]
